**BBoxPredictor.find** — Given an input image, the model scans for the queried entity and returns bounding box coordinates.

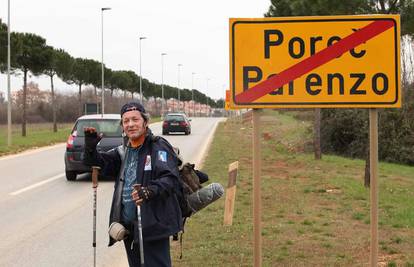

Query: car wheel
[184,130,189,135]
[162,131,168,135]
[66,171,77,181]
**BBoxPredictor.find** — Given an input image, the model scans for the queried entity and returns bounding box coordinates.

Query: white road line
[9,173,65,196]
[194,118,226,168]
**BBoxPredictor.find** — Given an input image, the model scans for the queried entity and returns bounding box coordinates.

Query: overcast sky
[0,0,271,100]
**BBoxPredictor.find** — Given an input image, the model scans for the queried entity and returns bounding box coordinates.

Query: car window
[165,115,185,122]
[75,119,122,137]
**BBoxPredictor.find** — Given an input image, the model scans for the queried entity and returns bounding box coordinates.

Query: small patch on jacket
[144,155,152,171]
[158,151,167,162]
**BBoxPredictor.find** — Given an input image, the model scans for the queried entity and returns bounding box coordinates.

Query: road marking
[235,20,395,103]
[9,173,65,196]
[195,118,225,168]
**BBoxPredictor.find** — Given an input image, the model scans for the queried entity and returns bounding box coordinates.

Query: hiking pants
[123,236,171,267]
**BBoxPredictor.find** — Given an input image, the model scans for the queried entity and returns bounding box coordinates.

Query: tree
[110,70,132,97]
[68,58,90,116]
[84,59,101,99]
[43,47,73,132]
[13,33,49,136]
[0,20,19,75]
[0,19,7,69]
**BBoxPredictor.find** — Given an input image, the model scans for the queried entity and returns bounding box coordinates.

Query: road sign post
[252,109,261,267]
[229,15,400,267]
[369,109,379,267]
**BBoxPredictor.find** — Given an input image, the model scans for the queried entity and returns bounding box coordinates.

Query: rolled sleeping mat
[108,222,129,241]
[187,183,224,213]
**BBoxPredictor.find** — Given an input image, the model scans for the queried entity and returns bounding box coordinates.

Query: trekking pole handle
[92,166,100,188]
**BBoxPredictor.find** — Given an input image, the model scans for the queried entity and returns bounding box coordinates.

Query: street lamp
[177,63,182,111]
[7,0,11,146]
[191,72,196,117]
[206,78,210,116]
[161,53,167,116]
[101,7,111,116]
[139,36,146,105]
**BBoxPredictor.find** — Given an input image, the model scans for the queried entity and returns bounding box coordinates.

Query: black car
[64,114,123,181]
[162,113,191,135]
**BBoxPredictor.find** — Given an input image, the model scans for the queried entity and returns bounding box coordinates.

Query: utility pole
[139,36,146,104]
[101,7,111,116]
[7,0,12,146]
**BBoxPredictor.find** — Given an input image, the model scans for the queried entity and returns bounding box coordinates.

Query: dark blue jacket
[84,130,183,245]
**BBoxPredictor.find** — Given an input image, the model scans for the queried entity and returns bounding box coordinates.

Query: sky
[0,0,272,101]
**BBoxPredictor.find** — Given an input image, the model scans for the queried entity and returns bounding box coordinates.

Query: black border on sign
[231,18,399,106]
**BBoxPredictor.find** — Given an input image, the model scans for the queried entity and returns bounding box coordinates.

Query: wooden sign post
[369,109,379,266]
[252,109,262,267]
[224,161,239,226]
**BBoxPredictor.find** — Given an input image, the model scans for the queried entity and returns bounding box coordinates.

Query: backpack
[176,162,205,218]
[151,136,222,257]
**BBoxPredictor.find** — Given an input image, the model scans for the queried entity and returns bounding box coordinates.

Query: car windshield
[74,119,122,137]
[165,115,185,122]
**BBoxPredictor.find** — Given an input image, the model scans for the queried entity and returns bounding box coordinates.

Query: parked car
[162,113,191,135]
[64,114,123,181]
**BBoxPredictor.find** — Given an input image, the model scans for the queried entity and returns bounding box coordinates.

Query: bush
[321,84,414,165]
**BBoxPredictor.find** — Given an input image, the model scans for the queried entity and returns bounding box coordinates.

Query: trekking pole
[137,205,145,266]
[91,166,100,267]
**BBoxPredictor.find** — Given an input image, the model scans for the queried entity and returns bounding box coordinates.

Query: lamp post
[139,36,146,105]
[206,78,210,116]
[161,53,167,116]
[7,0,11,146]
[191,72,196,117]
[177,63,182,111]
[101,7,111,116]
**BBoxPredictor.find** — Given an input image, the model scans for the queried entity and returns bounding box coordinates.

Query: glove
[132,184,155,204]
[138,187,154,201]
[84,127,102,153]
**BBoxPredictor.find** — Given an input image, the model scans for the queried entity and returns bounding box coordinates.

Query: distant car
[64,114,123,181]
[162,113,191,135]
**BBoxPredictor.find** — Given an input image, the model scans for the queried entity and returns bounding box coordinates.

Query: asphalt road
[0,117,223,267]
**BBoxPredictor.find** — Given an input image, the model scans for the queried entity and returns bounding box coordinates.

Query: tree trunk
[51,75,57,133]
[78,83,82,116]
[94,86,97,100]
[131,92,134,99]
[314,108,322,160]
[22,70,27,137]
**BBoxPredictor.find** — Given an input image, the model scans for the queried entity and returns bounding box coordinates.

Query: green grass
[0,123,73,156]
[171,110,414,266]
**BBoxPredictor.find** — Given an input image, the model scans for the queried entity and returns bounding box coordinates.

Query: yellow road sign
[229,15,401,109]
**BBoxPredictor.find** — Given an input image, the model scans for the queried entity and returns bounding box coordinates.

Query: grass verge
[172,110,414,266]
[0,123,73,156]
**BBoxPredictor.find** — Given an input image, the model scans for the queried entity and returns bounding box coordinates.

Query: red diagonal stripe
[235,20,395,103]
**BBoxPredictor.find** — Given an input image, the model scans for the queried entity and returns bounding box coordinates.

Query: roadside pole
[369,109,378,267]
[91,166,100,267]
[223,161,238,226]
[252,109,261,267]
